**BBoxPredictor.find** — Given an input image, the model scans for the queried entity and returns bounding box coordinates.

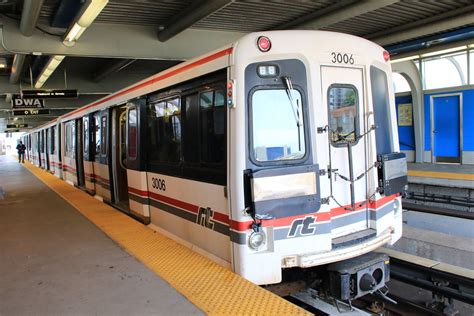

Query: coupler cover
[327,253,390,301]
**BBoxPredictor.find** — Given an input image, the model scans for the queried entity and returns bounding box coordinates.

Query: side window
[50,127,55,154]
[183,93,199,163]
[100,116,107,156]
[83,117,89,156]
[328,85,358,145]
[127,108,137,159]
[147,97,181,164]
[200,89,226,164]
[370,66,393,155]
[71,122,76,159]
[93,113,101,158]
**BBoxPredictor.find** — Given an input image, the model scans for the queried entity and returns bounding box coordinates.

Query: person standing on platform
[16,141,26,163]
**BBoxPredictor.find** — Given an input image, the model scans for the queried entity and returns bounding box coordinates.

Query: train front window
[328,86,358,145]
[251,89,305,162]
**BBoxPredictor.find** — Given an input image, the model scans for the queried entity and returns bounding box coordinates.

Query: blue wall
[396,88,474,154]
[423,89,474,151]
[394,94,415,150]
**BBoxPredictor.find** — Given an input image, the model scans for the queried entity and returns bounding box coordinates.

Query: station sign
[13,109,50,116]
[21,89,78,99]
[6,123,28,128]
[11,95,44,109]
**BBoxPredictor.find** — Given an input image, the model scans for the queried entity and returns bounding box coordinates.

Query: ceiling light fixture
[63,0,109,46]
[34,55,65,89]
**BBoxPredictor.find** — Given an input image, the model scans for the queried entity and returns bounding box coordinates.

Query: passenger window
[50,127,55,154]
[328,86,358,145]
[183,94,199,163]
[200,90,226,164]
[251,89,305,162]
[92,114,100,157]
[127,108,137,159]
[147,97,181,164]
[100,116,107,156]
[83,117,89,156]
[370,66,393,155]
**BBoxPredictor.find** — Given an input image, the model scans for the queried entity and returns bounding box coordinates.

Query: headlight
[248,230,266,250]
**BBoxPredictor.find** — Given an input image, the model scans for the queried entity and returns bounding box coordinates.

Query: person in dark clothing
[16,141,26,163]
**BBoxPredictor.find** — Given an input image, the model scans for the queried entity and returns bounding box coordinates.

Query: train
[23,31,407,297]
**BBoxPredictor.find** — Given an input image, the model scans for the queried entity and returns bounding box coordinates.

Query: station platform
[0,155,308,315]
[408,162,474,188]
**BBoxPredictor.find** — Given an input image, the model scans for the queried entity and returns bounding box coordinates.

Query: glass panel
[371,66,393,155]
[200,90,226,164]
[101,116,107,155]
[392,72,411,93]
[251,89,305,162]
[215,90,225,107]
[470,50,474,85]
[200,91,213,108]
[83,118,88,155]
[328,86,357,144]
[147,97,181,164]
[128,108,137,159]
[184,94,199,163]
[94,114,100,157]
[422,51,467,89]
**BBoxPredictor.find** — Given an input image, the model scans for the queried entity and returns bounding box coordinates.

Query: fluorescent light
[390,55,419,64]
[63,0,108,45]
[64,23,83,42]
[35,55,65,88]
[78,0,108,27]
[0,64,5,68]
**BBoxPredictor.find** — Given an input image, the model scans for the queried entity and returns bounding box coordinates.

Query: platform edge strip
[408,170,474,180]
[23,163,310,316]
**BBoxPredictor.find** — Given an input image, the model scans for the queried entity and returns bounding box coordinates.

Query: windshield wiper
[282,76,303,151]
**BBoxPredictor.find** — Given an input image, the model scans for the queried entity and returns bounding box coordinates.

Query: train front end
[228,31,406,287]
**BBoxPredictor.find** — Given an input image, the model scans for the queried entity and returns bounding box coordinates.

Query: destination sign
[6,123,28,128]
[11,95,44,109]
[13,109,50,116]
[21,89,78,99]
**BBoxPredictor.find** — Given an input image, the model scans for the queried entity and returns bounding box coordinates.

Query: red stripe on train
[128,186,398,232]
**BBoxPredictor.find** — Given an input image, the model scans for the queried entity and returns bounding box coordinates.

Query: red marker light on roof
[257,36,271,52]
[383,50,390,62]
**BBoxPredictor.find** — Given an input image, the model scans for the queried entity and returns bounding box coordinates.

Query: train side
[26,31,406,286]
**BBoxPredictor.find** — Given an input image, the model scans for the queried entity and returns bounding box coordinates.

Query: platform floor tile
[21,159,309,315]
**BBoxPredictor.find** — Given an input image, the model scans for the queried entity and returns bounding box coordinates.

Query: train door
[75,119,86,188]
[111,105,130,210]
[322,66,369,236]
[431,94,461,163]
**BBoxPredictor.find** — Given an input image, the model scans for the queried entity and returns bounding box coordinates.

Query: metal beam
[9,54,26,84]
[290,0,399,30]
[20,0,45,36]
[92,59,136,82]
[158,0,233,42]
[0,18,244,59]
[276,0,358,30]
[372,10,474,46]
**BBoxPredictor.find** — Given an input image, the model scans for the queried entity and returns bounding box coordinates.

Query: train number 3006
[152,178,166,191]
[331,52,354,64]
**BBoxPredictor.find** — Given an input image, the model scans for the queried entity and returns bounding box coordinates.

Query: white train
[24,31,407,291]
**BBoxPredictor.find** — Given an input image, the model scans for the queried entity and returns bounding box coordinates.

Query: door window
[328,85,358,145]
[127,108,137,159]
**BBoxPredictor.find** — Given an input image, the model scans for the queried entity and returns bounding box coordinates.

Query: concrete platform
[408,162,474,189]
[0,155,202,315]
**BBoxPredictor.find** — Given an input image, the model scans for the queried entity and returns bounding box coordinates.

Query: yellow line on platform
[408,170,474,181]
[24,163,309,316]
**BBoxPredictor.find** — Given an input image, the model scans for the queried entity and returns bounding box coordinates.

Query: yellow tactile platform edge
[408,170,474,181]
[24,163,310,316]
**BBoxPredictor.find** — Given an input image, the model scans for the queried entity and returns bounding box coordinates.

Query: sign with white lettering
[13,109,50,116]
[11,95,45,109]
[21,89,78,99]
[6,123,28,128]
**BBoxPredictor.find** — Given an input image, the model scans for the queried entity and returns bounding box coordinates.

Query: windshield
[251,89,305,162]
